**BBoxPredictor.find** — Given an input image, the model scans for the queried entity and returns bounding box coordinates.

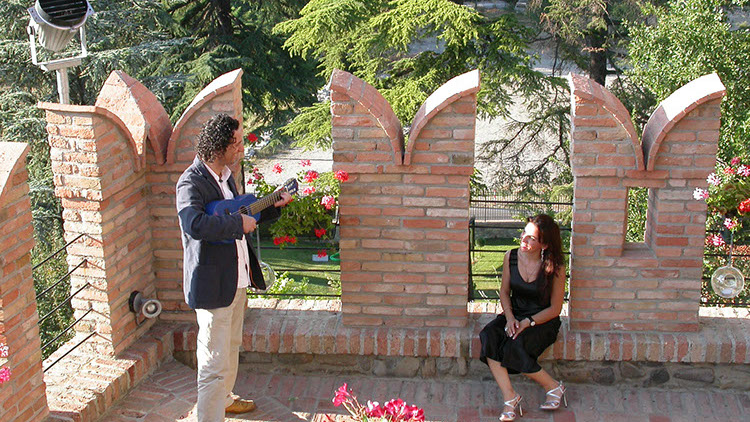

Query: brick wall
[0,142,48,422]
[38,102,154,355]
[568,73,726,332]
[330,69,479,328]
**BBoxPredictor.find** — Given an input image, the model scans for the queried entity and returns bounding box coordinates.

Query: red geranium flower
[334,170,349,182]
[315,228,327,238]
[300,159,311,167]
[739,198,750,214]
[304,170,319,183]
[317,250,328,258]
[272,163,283,174]
[247,133,258,143]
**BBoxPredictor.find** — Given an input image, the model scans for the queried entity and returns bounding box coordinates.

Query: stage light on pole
[27,0,94,104]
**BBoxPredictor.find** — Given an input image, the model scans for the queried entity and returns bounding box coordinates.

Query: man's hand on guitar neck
[241,214,257,233]
[274,191,293,208]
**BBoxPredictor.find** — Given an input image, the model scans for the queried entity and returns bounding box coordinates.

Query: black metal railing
[32,233,97,369]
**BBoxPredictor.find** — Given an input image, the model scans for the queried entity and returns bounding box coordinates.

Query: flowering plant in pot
[327,383,425,422]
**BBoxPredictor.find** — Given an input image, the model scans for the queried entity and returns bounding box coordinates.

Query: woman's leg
[487,358,520,414]
[523,368,558,391]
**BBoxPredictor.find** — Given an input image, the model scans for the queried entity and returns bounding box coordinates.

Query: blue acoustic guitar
[205,178,298,244]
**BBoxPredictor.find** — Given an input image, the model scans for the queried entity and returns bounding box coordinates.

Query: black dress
[479,248,561,374]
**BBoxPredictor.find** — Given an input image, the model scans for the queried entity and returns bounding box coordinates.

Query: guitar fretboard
[237,189,286,216]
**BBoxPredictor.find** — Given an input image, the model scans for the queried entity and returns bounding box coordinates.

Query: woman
[479,214,567,421]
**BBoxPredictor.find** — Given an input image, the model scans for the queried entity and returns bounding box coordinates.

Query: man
[176,113,291,421]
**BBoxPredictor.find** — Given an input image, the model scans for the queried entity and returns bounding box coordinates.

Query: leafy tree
[623,0,750,251]
[276,0,570,194]
[165,0,323,131]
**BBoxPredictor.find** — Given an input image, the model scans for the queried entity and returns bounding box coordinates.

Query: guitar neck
[244,189,285,216]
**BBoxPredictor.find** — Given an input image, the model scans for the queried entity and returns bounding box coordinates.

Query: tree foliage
[276,0,570,194]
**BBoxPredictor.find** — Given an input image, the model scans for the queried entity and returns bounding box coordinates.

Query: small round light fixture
[711,265,745,299]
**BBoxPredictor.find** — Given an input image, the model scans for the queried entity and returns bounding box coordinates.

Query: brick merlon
[404,70,480,165]
[0,142,30,206]
[329,69,404,165]
[641,73,726,171]
[568,73,644,171]
[167,68,244,164]
[37,102,143,172]
[95,70,173,165]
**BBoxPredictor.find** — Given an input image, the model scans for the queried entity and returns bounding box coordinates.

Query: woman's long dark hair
[528,214,564,301]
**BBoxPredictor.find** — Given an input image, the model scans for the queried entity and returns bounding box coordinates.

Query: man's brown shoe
[225,398,257,414]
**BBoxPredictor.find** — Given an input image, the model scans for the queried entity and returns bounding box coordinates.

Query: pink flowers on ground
[272,163,283,174]
[693,188,709,200]
[334,170,349,182]
[300,159,311,167]
[321,195,336,210]
[330,383,425,422]
[315,228,327,238]
[304,170,319,183]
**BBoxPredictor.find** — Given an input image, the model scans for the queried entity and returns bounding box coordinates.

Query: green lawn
[250,239,340,297]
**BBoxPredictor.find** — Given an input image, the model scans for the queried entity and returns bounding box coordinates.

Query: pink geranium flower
[731,156,741,166]
[300,159,311,167]
[707,173,721,186]
[724,218,738,230]
[693,188,709,200]
[304,170,319,183]
[333,383,351,406]
[739,165,750,177]
[707,234,725,247]
[321,195,336,210]
[334,170,349,182]
[724,167,736,175]
[302,186,316,195]
[0,367,10,384]
[366,401,386,417]
[0,343,8,358]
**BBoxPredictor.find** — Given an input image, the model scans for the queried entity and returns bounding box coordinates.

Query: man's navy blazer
[176,157,279,309]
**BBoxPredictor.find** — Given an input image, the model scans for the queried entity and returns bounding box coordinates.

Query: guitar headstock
[282,178,299,196]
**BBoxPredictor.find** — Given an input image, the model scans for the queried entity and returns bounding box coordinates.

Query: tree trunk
[212,0,233,36]
[587,27,607,86]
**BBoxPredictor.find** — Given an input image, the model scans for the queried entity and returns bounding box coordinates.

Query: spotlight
[27,0,94,103]
[128,291,163,319]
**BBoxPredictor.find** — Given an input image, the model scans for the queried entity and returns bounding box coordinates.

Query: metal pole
[55,68,70,104]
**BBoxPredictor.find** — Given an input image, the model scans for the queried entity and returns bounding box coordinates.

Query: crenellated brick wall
[568,73,726,332]
[330,69,479,328]
[0,142,48,422]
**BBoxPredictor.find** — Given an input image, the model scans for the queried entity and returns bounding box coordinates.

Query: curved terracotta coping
[404,70,480,165]
[167,68,244,164]
[38,102,143,172]
[641,73,726,170]
[329,69,404,165]
[569,73,644,171]
[0,142,30,205]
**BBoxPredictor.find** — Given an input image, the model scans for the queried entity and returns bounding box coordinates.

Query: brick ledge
[44,324,174,422]
[170,299,750,365]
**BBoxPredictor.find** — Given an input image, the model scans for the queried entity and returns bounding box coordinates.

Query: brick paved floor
[98,359,750,422]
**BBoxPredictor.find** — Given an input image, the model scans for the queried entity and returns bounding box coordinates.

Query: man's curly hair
[195,114,240,162]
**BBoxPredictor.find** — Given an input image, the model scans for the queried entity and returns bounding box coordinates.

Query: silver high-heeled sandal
[540,381,567,410]
[500,394,523,421]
